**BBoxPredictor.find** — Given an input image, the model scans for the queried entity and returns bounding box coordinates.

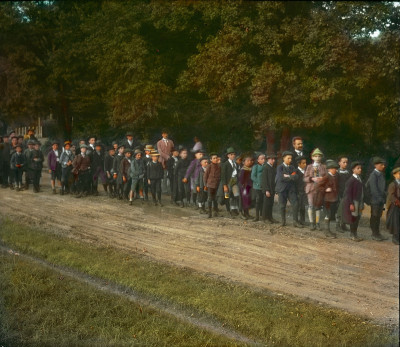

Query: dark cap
[372,157,386,165]
[266,153,277,159]
[282,151,293,158]
[351,161,362,170]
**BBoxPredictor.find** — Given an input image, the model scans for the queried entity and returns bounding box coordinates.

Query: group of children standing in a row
[1,131,399,245]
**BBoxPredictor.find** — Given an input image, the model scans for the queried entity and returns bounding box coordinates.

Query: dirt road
[0,176,398,326]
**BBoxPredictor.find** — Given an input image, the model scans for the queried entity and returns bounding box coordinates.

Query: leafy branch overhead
[0,1,398,148]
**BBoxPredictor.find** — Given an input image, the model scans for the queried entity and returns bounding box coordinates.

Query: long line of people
[0,130,398,245]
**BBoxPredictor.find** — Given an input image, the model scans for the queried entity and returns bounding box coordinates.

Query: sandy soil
[0,173,398,326]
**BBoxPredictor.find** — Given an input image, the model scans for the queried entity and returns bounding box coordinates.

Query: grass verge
[0,252,234,346]
[0,218,398,346]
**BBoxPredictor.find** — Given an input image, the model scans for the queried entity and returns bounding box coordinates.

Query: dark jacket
[175,157,191,179]
[275,163,297,193]
[221,159,239,186]
[260,163,276,194]
[92,150,104,170]
[120,157,131,179]
[10,152,25,169]
[32,149,44,171]
[338,170,352,198]
[104,153,115,174]
[203,162,221,189]
[343,175,364,224]
[295,168,305,195]
[113,154,124,175]
[147,160,163,180]
[368,169,386,205]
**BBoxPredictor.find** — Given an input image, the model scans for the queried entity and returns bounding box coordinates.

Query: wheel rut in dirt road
[0,183,398,326]
[0,245,260,346]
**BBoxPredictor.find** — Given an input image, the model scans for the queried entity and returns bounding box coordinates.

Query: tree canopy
[0,1,399,156]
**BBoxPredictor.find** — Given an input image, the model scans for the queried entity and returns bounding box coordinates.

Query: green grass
[0,254,236,346]
[0,218,398,346]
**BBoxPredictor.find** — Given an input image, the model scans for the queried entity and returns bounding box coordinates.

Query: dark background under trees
[0,1,399,172]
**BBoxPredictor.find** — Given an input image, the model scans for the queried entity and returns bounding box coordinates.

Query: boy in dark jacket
[318,160,339,238]
[92,142,107,196]
[204,153,221,218]
[113,145,125,199]
[31,141,44,193]
[337,156,351,231]
[147,150,164,206]
[195,156,209,214]
[261,153,278,224]
[104,146,116,198]
[60,141,75,195]
[367,157,388,241]
[129,149,145,205]
[120,148,132,200]
[275,151,301,228]
[175,148,191,207]
[295,156,307,226]
[167,148,179,205]
[10,144,25,191]
[342,162,364,241]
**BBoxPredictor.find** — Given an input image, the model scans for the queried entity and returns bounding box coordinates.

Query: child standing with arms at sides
[48,141,61,194]
[204,153,221,218]
[295,156,307,226]
[251,153,265,222]
[239,155,254,220]
[342,162,364,241]
[147,150,164,206]
[304,148,327,230]
[31,141,44,193]
[195,156,209,214]
[10,144,25,191]
[175,148,191,207]
[318,160,339,238]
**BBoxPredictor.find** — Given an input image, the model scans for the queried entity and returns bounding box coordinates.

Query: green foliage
[0,1,398,150]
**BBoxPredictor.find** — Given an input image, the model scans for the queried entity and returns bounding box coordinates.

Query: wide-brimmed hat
[372,156,386,165]
[150,150,160,156]
[311,148,323,157]
[80,144,88,149]
[95,141,103,148]
[144,144,154,152]
[351,161,362,170]
[282,151,293,158]
[125,131,133,137]
[326,160,339,169]
[226,147,236,155]
[63,140,71,147]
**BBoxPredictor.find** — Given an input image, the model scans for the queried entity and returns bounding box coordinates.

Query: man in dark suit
[291,136,308,164]
[275,151,302,227]
[122,132,140,151]
[261,153,278,224]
